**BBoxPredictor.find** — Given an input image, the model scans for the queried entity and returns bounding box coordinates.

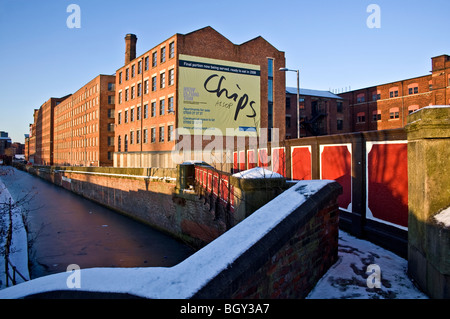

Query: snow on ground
[0,171,429,299]
[307,230,428,299]
[434,206,450,228]
[0,178,30,289]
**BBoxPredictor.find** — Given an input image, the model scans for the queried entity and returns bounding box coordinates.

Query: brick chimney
[124,34,137,65]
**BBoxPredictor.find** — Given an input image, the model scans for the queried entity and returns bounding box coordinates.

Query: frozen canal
[0,167,194,279]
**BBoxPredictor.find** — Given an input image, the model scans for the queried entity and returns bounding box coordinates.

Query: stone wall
[15,164,288,249]
[0,180,342,299]
[405,105,450,299]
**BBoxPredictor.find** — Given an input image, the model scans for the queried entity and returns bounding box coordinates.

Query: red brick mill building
[338,54,450,132]
[113,26,286,169]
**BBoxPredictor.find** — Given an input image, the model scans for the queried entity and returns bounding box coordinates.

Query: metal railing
[5,256,28,287]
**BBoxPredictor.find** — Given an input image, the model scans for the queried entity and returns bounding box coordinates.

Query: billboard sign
[178,54,260,137]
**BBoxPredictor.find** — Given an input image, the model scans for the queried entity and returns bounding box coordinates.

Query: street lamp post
[279,68,300,138]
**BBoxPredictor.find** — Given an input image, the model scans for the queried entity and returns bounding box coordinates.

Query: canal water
[0,167,195,279]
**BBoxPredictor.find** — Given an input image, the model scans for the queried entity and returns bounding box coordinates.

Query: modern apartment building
[53,74,116,167]
[114,26,286,168]
[338,54,450,132]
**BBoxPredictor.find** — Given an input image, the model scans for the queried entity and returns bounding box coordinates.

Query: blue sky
[0,0,449,143]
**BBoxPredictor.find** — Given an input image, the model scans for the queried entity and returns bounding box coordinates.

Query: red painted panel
[247,150,256,169]
[291,147,312,180]
[258,149,269,168]
[368,143,408,228]
[239,151,245,171]
[321,145,352,210]
[233,152,238,171]
[230,185,235,212]
[272,148,286,176]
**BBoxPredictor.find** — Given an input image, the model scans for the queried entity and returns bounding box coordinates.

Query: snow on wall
[0,180,333,299]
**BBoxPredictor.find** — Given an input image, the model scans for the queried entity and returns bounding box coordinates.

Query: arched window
[124,134,128,152]
[118,135,121,152]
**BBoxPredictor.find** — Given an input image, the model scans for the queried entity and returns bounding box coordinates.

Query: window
[125,68,129,81]
[285,116,291,128]
[356,94,365,103]
[108,109,114,118]
[337,101,343,113]
[161,47,166,63]
[160,99,165,115]
[372,111,381,121]
[137,83,142,97]
[389,88,399,98]
[124,135,128,152]
[356,112,365,123]
[130,131,134,144]
[143,129,148,143]
[389,108,400,119]
[144,103,148,119]
[108,136,114,146]
[267,58,274,141]
[130,108,135,122]
[108,152,113,161]
[168,125,174,142]
[108,83,115,91]
[168,96,174,113]
[169,42,175,59]
[108,95,115,104]
[372,92,381,101]
[337,119,343,130]
[118,111,122,124]
[408,105,419,114]
[144,80,149,94]
[108,123,114,132]
[160,72,165,89]
[118,91,122,104]
[138,60,142,74]
[152,51,157,67]
[286,97,291,110]
[151,102,156,117]
[125,88,129,101]
[124,110,128,123]
[151,128,156,143]
[137,106,141,121]
[119,72,122,84]
[152,76,157,91]
[144,56,149,71]
[118,136,121,152]
[409,86,419,95]
[131,65,135,78]
[169,69,174,86]
[159,126,165,142]
[131,86,135,99]
[136,130,140,144]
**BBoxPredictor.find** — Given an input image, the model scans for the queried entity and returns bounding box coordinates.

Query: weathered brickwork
[230,199,339,299]
[339,54,450,133]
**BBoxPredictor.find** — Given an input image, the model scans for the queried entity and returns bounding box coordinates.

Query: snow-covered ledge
[0,180,342,299]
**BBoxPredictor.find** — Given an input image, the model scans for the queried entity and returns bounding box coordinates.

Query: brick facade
[53,74,115,167]
[32,96,69,165]
[285,89,347,138]
[114,26,285,168]
[339,54,450,132]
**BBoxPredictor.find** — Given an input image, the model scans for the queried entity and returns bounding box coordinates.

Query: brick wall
[230,197,339,299]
